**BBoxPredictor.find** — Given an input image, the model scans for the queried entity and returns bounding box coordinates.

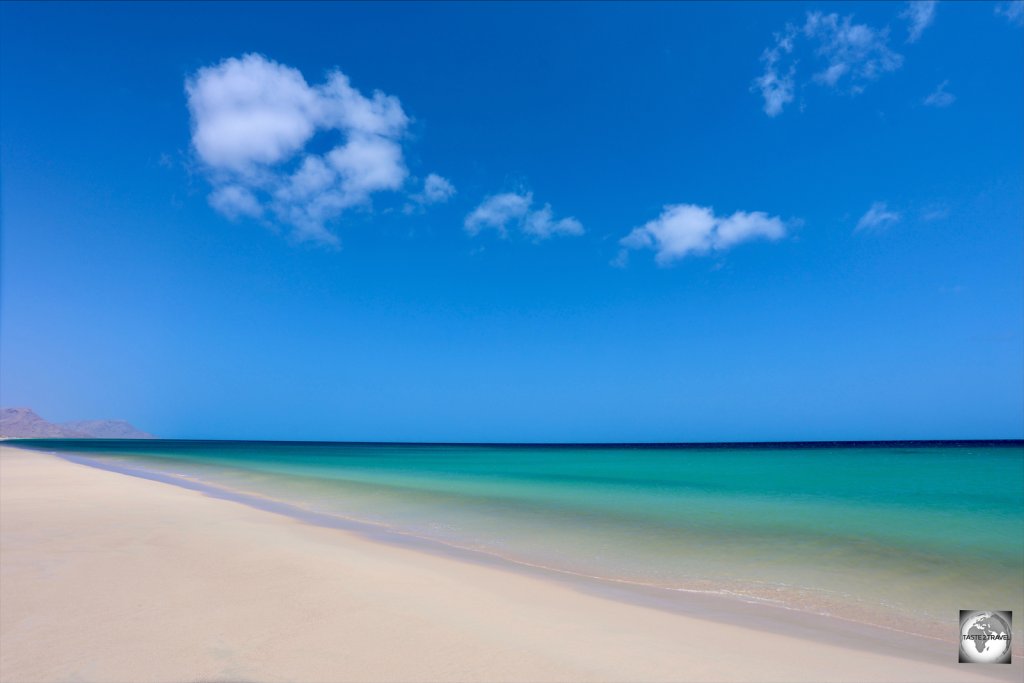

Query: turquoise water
[14,439,1024,639]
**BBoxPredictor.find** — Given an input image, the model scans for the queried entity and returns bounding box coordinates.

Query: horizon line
[7,437,1023,449]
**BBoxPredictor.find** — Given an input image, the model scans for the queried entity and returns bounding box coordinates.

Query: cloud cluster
[464,192,583,240]
[901,1,937,43]
[187,54,452,245]
[619,204,786,265]
[755,8,912,115]
[855,202,901,232]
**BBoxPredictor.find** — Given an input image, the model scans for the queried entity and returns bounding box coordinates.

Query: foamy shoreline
[1,445,1017,682]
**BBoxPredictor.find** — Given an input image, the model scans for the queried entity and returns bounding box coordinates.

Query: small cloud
[923,80,955,107]
[464,192,583,241]
[995,1,1024,26]
[620,204,787,266]
[855,201,901,232]
[901,1,937,43]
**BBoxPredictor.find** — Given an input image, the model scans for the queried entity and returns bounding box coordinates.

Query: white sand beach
[1,445,1018,683]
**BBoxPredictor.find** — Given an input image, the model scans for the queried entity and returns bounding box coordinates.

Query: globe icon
[960,611,1012,663]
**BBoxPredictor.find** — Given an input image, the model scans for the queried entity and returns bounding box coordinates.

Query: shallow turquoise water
[15,440,1024,637]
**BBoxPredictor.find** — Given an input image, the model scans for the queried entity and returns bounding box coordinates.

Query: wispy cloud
[417,174,456,204]
[923,80,955,107]
[186,54,414,246]
[618,204,787,266]
[208,185,263,220]
[755,10,906,115]
[404,174,456,213]
[804,12,903,90]
[465,192,583,240]
[754,26,797,117]
[901,1,937,43]
[995,1,1024,26]
[921,204,949,221]
[465,193,533,237]
[855,201,901,232]
[523,204,584,239]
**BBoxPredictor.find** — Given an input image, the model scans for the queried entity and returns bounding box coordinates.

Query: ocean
[13,439,1023,641]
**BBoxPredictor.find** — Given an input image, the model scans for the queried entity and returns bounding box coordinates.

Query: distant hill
[0,407,156,439]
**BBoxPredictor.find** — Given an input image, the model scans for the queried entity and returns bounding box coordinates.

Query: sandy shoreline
[1,445,1018,683]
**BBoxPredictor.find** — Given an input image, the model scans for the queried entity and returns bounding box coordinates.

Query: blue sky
[1,1,1022,441]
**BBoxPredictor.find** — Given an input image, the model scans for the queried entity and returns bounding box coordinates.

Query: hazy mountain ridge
[0,408,156,439]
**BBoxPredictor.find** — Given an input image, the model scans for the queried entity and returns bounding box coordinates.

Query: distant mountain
[0,407,156,439]
[0,408,90,438]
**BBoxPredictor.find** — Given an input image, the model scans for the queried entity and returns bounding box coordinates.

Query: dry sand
[1,445,1018,683]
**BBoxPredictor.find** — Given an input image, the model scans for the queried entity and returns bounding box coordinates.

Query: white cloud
[804,12,903,90]
[754,26,797,117]
[619,204,786,265]
[464,192,583,240]
[901,1,937,43]
[923,80,955,107]
[187,55,319,173]
[186,54,412,245]
[996,1,1024,26]
[855,201,901,232]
